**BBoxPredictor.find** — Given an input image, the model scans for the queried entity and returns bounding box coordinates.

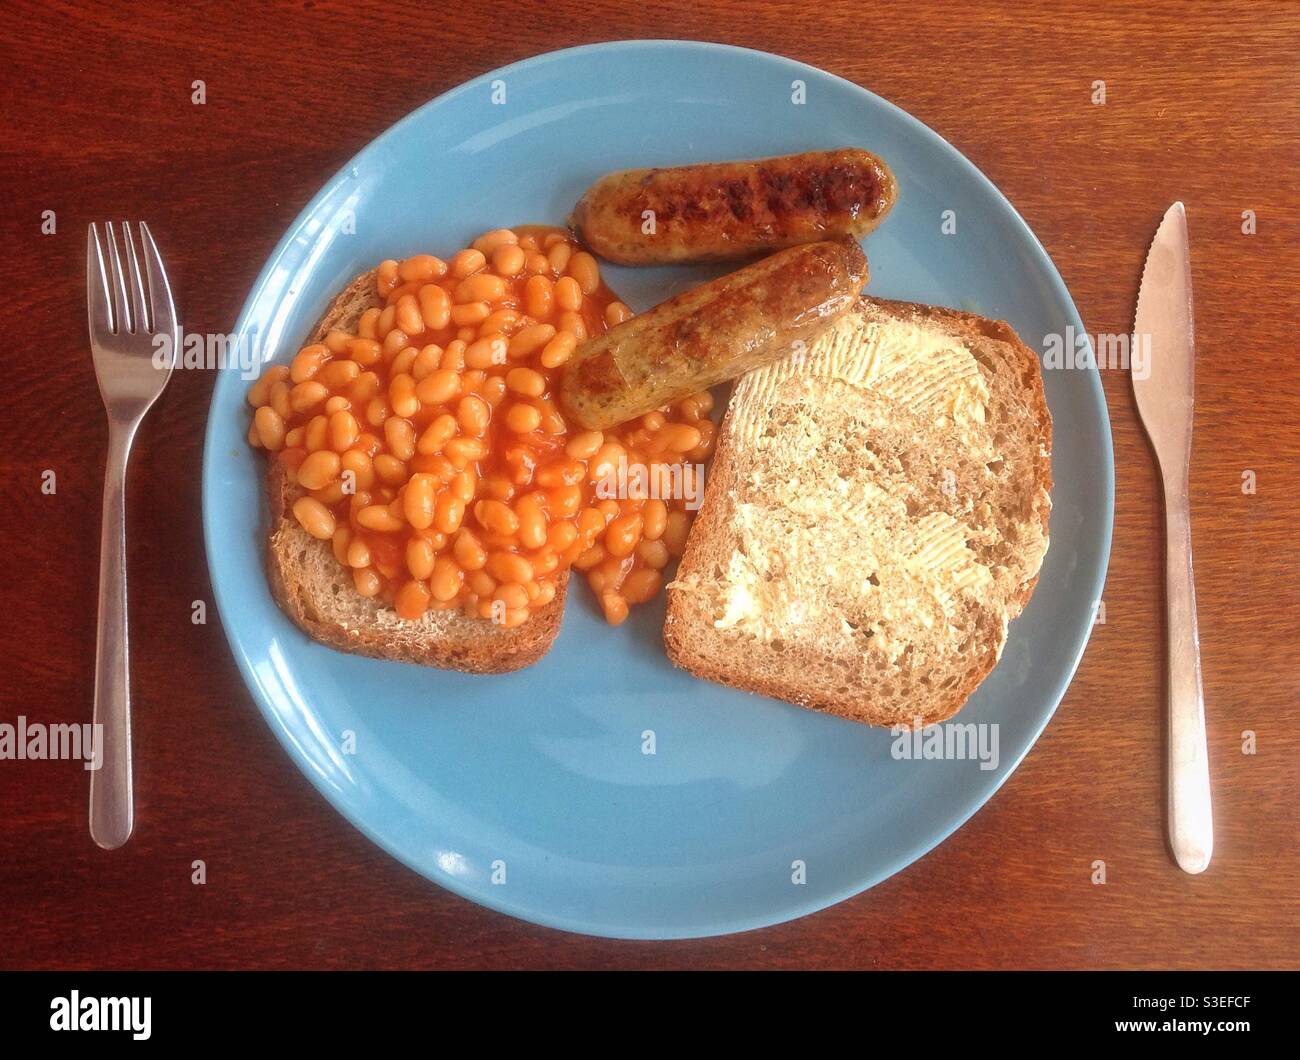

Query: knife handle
[1163,472,1212,873]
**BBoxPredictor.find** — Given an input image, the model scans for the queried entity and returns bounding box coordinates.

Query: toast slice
[664,296,1052,726]
[263,271,568,673]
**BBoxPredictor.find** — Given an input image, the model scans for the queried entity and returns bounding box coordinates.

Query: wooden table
[2,1,1296,970]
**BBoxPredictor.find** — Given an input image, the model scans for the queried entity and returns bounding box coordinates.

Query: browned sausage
[571,149,896,266]
[557,237,868,431]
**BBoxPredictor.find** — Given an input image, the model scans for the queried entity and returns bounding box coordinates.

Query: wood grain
[0,0,1296,969]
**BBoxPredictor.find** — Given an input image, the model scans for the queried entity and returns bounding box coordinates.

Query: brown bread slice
[664,296,1052,726]
[262,271,567,673]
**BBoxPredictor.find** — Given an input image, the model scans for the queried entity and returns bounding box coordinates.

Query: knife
[1131,201,1213,874]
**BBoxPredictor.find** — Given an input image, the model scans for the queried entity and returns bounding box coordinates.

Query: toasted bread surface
[261,270,567,673]
[664,296,1052,727]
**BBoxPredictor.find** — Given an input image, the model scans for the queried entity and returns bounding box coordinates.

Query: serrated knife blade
[1132,202,1212,875]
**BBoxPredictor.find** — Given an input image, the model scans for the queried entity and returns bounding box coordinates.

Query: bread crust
[664,295,1053,727]
[259,269,567,673]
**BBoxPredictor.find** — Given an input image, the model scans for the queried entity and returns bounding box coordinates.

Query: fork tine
[103,222,131,334]
[120,222,150,336]
[138,223,178,347]
[87,224,114,335]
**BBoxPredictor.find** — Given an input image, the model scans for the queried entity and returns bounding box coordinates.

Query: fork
[87,222,179,849]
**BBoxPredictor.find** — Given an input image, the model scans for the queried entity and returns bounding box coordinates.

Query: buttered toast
[664,297,1052,726]
[264,271,568,673]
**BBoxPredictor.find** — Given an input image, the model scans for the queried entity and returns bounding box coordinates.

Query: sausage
[557,237,868,431]
[571,149,896,266]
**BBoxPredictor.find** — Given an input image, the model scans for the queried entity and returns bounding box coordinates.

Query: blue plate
[203,40,1113,939]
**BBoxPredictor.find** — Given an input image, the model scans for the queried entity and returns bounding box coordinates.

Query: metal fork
[87,222,179,849]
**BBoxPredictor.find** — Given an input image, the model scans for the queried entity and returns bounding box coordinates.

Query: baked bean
[479,308,520,336]
[505,403,541,433]
[451,301,490,327]
[450,468,477,503]
[348,371,382,403]
[465,336,507,370]
[547,242,572,276]
[507,323,556,359]
[345,537,371,569]
[417,413,458,454]
[384,417,416,461]
[567,251,600,295]
[471,228,518,254]
[605,514,643,558]
[663,510,691,556]
[395,578,431,619]
[524,275,553,319]
[399,254,446,282]
[374,454,408,485]
[247,364,290,407]
[441,341,467,371]
[410,344,442,380]
[605,301,632,327]
[457,394,491,436]
[535,459,584,488]
[622,568,662,604]
[406,535,436,579]
[293,496,335,539]
[492,244,526,277]
[341,448,375,490]
[353,567,382,597]
[601,592,629,626]
[515,496,548,550]
[474,499,519,536]
[482,375,507,406]
[563,430,602,460]
[538,332,576,369]
[356,504,403,532]
[296,449,341,491]
[269,381,292,421]
[331,525,352,565]
[641,499,668,540]
[444,436,488,467]
[254,406,285,450]
[505,366,546,397]
[357,307,381,339]
[455,273,507,304]
[636,538,670,570]
[396,294,424,335]
[453,529,488,571]
[430,555,464,602]
[493,582,530,610]
[415,369,461,407]
[347,338,382,367]
[549,484,584,517]
[554,276,583,313]
[289,382,330,413]
[434,492,466,534]
[486,551,533,584]
[403,473,437,530]
[556,311,587,343]
[290,344,329,384]
[305,416,332,455]
[450,248,487,278]
[377,260,400,290]
[418,284,452,331]
[323,330,352,354]
[525,251,550,275]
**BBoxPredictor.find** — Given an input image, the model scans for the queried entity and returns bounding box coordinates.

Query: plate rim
[201,38,1115,940]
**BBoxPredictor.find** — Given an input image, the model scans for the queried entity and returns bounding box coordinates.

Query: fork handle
[1163,471,1212,873]
[90,420,138,849]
